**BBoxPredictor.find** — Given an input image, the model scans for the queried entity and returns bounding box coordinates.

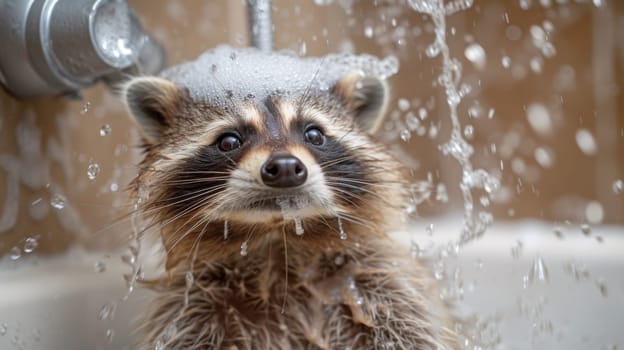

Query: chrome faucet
[0,0,164,98]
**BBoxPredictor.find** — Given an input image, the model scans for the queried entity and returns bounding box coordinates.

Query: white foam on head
[160,45,399,105]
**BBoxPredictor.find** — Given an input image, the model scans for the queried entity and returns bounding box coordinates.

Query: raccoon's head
[123,71,407,263]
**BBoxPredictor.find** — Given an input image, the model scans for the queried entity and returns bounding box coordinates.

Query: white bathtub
[1,219,622,349]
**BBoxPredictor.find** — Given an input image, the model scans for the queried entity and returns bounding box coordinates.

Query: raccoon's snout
[261,153,308,188]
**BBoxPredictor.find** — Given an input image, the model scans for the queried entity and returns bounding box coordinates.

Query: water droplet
[155,339,164,350]
[526,103,552,135]
[106,329,114,343]
[99,124,112,137]
[364,25,374,38]
[596,280,608,297]
[185,271,194,288]
[463,125,474,139]
[50,194,66,210]
[575,129,597,155]
[23,237,38,253]
[488,108,495,119]
[80,101,91,115]
[87,163,100,180]
[585,201,604,224]
[426,43,440,57]
[398,98,410,111]
[410,240,421,258]
[98,302,116,320]
[613,179,624,194]
[223,220,229,240]
[334,254,345,266]
[163,323,177,341]
[405,112,420,131]
[435,183,448,203]
[400,129,411,142]
[501,56,511,68]
[94,260,107,273]
[553,226,563,239]
[240,241,249,256]
[109,183,119,192]
[338,217,347,240]
[298,41,307,56]
[0,323,7,336]
[464,43,486,70]
[528,256,549,284]
[418,107,428,120]
[9,246,21,260]
[534,147,554,168]
[294,216,304,235]
[425,223,434,235]
[121,253,136,265]
[511,240,523,259]
[581,223,591,235]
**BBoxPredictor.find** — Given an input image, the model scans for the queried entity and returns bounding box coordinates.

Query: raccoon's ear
[123,77,184,144]
[333,72,388,134]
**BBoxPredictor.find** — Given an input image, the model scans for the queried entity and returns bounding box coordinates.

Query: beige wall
[0,0,622,257]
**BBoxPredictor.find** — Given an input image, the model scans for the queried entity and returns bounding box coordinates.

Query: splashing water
[410,0,498,244]
[528,256,549,284]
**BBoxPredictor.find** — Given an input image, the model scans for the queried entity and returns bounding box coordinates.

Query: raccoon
[122,48,457,350]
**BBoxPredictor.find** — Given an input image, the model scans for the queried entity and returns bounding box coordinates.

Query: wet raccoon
[123,49,457,350]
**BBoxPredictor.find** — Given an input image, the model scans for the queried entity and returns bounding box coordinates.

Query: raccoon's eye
[304,127,325,146]
[217,133,242,152]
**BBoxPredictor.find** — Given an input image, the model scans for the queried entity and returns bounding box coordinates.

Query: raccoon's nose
[261,154,308,188]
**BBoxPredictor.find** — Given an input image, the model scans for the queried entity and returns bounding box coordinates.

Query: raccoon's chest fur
[136,236,456,350]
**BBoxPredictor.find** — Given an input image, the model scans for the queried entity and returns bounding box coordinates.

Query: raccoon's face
[123,72,404,235]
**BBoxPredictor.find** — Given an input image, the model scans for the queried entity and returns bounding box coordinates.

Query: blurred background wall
[0,0,622,257]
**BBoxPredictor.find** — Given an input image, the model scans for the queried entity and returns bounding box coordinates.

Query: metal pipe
[0,0,164,98]
[247,0,273,52]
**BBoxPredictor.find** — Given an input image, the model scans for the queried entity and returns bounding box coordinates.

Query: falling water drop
[99,124,112,136]
[400,129,411,142]
[580,223,591,236]
[87,163,100,180]
[106,329,114,344]
[294,216,304,235]
[94,261,107,273]
[410,240,421,258]
[0,323,6,336]
[23,237,38,253]
[338,217,347,240]
[9,246,21,260]
[464,43,486,70]
[185,271,194,289]
[240,241,249,256]
[80,101,91,115]
[501,56,511,68]
[98,302,116,321]
[223,220,229,240]
[50,194,66,210]
[425,223,434,235]
[398,98,411,111]
[154,339,164,350]
[575,129,597,155]
[528,256,549,284]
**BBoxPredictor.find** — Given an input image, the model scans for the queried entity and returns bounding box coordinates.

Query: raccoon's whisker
[280,225,289,314]
[160,177,231,186]
[333,211,376,231]
[165,211,209,257]
[325,177,404,190]
[146,184,229,207]
[297,56,327,109]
